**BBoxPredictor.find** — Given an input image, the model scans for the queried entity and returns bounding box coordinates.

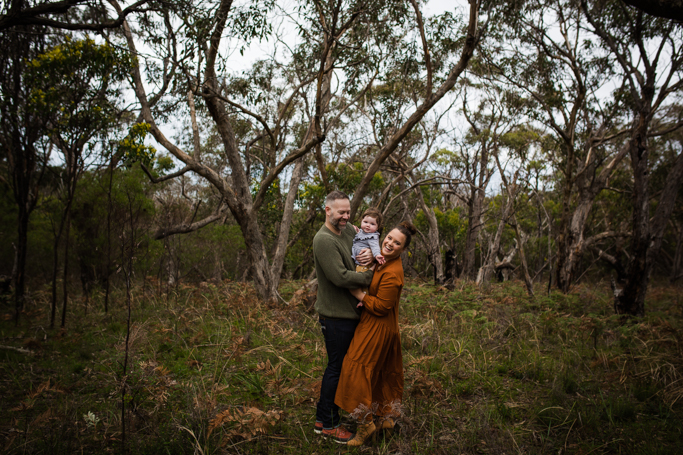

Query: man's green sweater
[313,223,374,319]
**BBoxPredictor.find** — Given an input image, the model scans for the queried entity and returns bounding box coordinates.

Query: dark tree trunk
[615,117,651,316]
[555,144,576,293]
[14,201,29,322]
[463,185,485,280]
[2,30,45,323]
[61,213,71,328]
[105,160,114,313]
[672,222,683,283]
[50,212,67,329]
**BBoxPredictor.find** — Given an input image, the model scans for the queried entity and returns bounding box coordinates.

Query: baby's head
[360,208,383,234]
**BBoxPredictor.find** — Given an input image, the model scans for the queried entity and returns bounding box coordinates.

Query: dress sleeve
[363,271,401,317]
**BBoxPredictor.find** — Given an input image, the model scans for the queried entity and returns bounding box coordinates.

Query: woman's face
[381,229,407,261]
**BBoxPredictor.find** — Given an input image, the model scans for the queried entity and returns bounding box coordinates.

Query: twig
[0,345,33,355]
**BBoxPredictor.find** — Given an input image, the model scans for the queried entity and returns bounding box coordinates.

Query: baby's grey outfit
[352,231,381,265]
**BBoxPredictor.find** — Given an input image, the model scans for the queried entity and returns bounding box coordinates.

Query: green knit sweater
[313,223,374,319]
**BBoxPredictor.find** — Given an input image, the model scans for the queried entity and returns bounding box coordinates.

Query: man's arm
[356,248,374,266]
[314,236,373,288]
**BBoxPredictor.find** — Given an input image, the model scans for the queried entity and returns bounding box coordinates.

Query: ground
[1,278,681,454]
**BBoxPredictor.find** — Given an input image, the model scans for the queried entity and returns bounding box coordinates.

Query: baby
[352,207,385,271]
[352,208,384,308]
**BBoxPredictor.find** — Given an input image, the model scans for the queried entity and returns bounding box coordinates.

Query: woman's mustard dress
[334,257,404,421]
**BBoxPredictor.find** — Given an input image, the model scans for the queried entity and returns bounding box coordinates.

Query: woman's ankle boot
[347,421,376,447]
[378,417,395,429]
[378,417,395,435]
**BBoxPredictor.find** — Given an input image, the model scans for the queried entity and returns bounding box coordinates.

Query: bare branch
[206,87,276,147]
[350,0,482,218]
[140,163,192,183]
[583,230,631,249]
[1,0,151,31]
[409,0,433,96]
[253,135,325,209]
[187,90,202,162]
[154,208,227,240]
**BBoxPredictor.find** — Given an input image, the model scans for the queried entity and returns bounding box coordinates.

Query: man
[313,190,374,444]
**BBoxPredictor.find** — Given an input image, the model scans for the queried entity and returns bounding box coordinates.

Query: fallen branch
[0,345,33,355]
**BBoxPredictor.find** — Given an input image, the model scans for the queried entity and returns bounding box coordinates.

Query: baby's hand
[376,255,386,265]
[357,301,364,308]
[353,224,360,233]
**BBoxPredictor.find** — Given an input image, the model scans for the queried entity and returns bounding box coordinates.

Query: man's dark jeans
[315,316,359,429]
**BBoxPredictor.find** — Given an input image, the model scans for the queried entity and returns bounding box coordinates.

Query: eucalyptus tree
[457,83,531,281]
[348,0,483,219]
[117,0,469,302]
[26,38,130,327]
[581,0,683,315]
[473,126,540,289]
[0,26,49,321]
[376,119,455,285]
[485,0,639,293]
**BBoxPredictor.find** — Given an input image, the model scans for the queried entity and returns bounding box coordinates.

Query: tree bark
[418,198,444,285]
[50,200,70,329]
[269,157,305,282]
[60,213,71,328]
[615,114,652,316]
[2,30,45,323]
[671,221,683,283]
[556,142,630,292]
[477,187,516,286]
[511,217,534,297]
[463,178,486,280]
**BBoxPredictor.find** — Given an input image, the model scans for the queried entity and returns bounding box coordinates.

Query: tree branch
[409,0,433,96]
[350,0,482,219]
[1,0,151,31]
[253,135,325,210]
[154,207,228,240]
[140,163,192,183]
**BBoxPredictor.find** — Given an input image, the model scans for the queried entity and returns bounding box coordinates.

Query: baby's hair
[360,208,383,233]
[395,220,417,249]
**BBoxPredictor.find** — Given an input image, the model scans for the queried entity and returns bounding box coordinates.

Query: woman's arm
[362,272,402,317]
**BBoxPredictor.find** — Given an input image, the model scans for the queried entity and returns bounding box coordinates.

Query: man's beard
[330,216,346,230]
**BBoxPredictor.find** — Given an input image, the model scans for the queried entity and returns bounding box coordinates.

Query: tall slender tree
[0,26,49,321]
[582,0,683,315]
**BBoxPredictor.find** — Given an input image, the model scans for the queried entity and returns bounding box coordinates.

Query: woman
[334,221,416,446]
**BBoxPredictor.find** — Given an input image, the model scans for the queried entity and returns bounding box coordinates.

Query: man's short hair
[325,190,349,206]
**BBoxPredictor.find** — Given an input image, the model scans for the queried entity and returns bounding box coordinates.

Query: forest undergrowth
[1,278,682,454]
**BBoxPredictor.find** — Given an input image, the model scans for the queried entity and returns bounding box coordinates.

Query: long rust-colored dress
[334,257,404,421]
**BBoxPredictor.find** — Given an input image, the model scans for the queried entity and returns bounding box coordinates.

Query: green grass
[1,278,682,454]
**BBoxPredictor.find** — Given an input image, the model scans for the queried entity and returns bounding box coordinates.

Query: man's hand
[350,288,366,307]
[356,248,373,266]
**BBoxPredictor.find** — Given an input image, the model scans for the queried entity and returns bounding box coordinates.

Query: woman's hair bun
[398,220,417,236]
